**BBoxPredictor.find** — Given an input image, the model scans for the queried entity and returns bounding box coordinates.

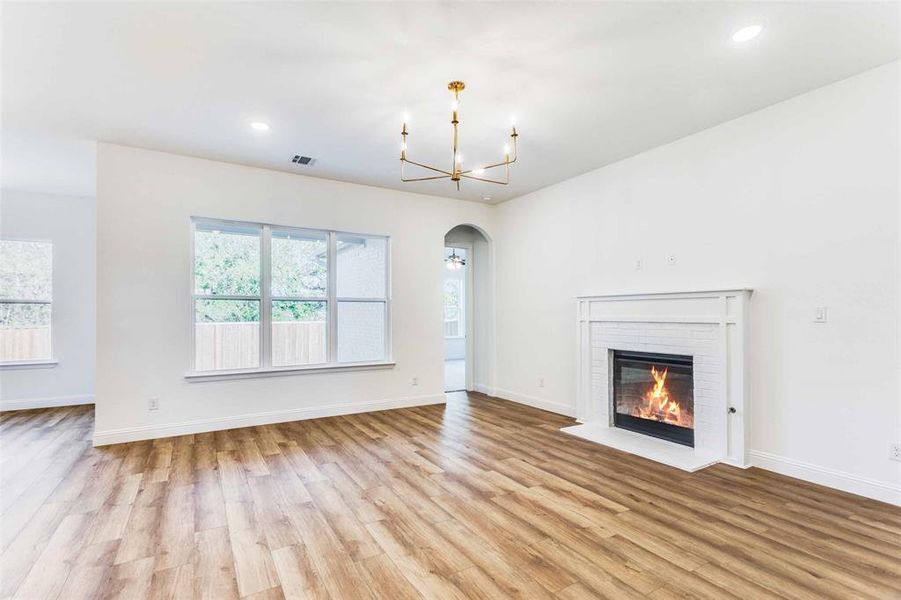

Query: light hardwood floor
[1,392,900,599]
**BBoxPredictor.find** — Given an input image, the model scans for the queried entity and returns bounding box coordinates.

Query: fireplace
[612,350,695,447]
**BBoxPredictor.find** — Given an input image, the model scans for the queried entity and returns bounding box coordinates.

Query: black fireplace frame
[612,350,695,447]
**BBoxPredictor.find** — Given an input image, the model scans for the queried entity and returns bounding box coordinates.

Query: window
[270,228,328,367]
[336,234,387,363]
[444,279,463,338]
[192,219,389,373]
[443,246,465,339]
[193,222,262,371]
[0,239,53,363]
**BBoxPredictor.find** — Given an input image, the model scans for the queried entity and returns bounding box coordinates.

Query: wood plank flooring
[2,392,900,599]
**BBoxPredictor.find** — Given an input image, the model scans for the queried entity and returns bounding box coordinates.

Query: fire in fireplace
[612,350,694,447]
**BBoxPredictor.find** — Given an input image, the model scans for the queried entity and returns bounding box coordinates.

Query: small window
[193,223,262,371]
[0,239,53,363]
[336,234,387,363]
[270,229,328,367]
[443,246,465,339]
[444,279,463,338]
[192,220,389,373]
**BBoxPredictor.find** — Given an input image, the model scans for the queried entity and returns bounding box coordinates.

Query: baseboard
[750,450,901,506]
[0,394,94,412]
[491,387,577,417]
[473,383,495,396]
[93,393,446,446]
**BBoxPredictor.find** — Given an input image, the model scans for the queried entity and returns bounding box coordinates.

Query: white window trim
[185,360,396,382]
[0,237,55,367]
[0,358,59,370]
[187,217,392,380]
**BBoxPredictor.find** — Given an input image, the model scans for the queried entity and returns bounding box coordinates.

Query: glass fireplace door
[612,350,695,447]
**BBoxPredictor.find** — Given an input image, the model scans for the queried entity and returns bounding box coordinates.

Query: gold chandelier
[400,81,518,190]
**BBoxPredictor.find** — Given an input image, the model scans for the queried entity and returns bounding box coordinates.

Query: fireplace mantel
[577,288,753,299]
[565,288,752,471]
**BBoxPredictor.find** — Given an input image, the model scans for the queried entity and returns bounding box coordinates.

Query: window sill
[0,359,59,370]
[185,361,396,382]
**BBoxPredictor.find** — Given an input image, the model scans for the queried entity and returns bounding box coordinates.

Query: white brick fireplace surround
[563,289,751,472]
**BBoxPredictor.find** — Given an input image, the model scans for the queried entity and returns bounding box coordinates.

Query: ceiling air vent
[292,155,314,165]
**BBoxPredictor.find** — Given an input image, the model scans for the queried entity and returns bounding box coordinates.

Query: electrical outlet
[539,377,545,388]
[412,377,419,387]
[148,397,159,411]
[635,259,643,271]
[890,442,901,462]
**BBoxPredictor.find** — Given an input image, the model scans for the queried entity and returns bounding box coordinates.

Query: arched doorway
[443,225,491,393]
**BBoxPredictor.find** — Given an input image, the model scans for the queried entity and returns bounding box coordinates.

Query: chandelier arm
[401,158,453,176]
[503,136,519,165]
[467,137,518,173]
[459,174,508,185]
[463,157,515,174]
[401,174,453,182]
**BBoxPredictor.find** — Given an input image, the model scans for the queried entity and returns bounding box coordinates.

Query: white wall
[493,62,900,501]
[0,189,96,409]
[95,144,494,443]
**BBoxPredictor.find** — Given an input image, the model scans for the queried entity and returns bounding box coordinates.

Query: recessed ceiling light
[250,121,270,132]
[732,25,763,43]
[482,195,492,201]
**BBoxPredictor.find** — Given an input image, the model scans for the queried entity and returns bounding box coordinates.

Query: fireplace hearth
[612,350,694,447]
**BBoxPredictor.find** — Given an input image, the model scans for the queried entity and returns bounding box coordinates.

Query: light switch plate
[813,307,828,323]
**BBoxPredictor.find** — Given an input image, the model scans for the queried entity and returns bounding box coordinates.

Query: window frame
[0,237,57,368]
[188,218,392,380]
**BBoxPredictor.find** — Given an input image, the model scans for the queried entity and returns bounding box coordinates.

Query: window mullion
[271,296,328,302]
[260,225,272,369]
[192,294,260,301]
[335,297,387,303]
[327,231,338,365]
[384,236,391,361]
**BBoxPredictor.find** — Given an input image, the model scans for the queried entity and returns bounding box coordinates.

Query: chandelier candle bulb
[399,80,519,190]
[400,123,408,159]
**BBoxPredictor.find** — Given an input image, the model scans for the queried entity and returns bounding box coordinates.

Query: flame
[633,366,689,427]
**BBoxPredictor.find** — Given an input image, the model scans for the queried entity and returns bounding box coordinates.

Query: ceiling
[2,2,899,203]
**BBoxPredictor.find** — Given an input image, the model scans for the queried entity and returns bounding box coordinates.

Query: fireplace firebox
[612,350,694,447]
